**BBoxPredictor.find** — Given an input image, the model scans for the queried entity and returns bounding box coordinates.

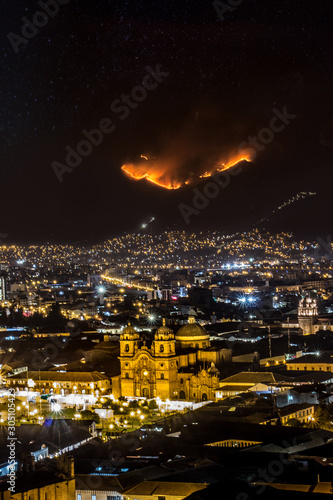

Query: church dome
[122,323,136,335]
[155,318,174,340]
[175,316,210,341]
[156,318,173,335]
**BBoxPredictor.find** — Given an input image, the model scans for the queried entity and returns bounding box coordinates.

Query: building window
[180,378,183,384]
[92,495,96,500]
[161,374,164,380]
[125,373,129,379]
[77,496,81,500]
[125,344,129,352]
[160,345,164,353]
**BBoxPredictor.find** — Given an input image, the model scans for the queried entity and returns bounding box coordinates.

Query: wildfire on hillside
[121,150,254,190]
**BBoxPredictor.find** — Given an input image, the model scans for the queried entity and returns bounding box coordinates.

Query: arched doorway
[179,390,186,400]
[202,393,208,401]
[142,387,149,398]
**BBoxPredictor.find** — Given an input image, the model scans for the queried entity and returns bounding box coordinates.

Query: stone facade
[119,317,231,402]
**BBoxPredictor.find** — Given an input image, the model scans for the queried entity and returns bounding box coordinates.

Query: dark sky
[1,0,332,243]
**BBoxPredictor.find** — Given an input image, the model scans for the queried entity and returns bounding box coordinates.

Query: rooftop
[220,372,285,385]
[7,370,109,382]
[123,481,208,497]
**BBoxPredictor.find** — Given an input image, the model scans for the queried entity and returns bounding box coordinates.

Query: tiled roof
[287,354,333,364]
[279,402,315,417]
[220,372,281,385]
[8,370,109,382]
[76,474,122,492]
[290,372,333,383]
[123,481,207,496]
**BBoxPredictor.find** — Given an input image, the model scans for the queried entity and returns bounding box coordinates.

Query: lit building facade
[6,371,110,395]
[119,317,231,402]
[0,274,6,301]
[298,295,318,335]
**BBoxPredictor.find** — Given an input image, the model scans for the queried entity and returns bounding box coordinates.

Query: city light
[0,2,330,491]
[148,314,157,323]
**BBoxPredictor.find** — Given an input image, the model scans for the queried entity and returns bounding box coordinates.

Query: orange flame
[121,155,182,190]
[121,150,254,190]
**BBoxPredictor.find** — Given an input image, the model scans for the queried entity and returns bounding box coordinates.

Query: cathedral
[119,317,231,402]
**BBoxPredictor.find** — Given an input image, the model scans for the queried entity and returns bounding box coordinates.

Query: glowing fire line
[121,165,182,190]
[121,151,253,190]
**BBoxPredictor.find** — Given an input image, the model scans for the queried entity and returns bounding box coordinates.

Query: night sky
[1,0,332,243]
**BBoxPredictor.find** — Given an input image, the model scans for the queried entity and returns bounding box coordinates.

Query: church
[298,295,319,335]
[119,317,232,402]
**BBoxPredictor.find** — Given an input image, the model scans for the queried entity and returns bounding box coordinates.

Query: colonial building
[298,295,318,335]
[0,456,75,500]
[284,295,333,335]
[216,372,283,398]
[286,353,333,372]
[5,371,110,395]
[119,317,231,402]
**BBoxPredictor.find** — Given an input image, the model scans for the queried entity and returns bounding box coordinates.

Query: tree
[61,408,76,419]
[28,312,44,327]
[148,399,158,410]
[313,404,333,430]
[46,303,66,328]
[285,418,303,427]
[80,409,100,423]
